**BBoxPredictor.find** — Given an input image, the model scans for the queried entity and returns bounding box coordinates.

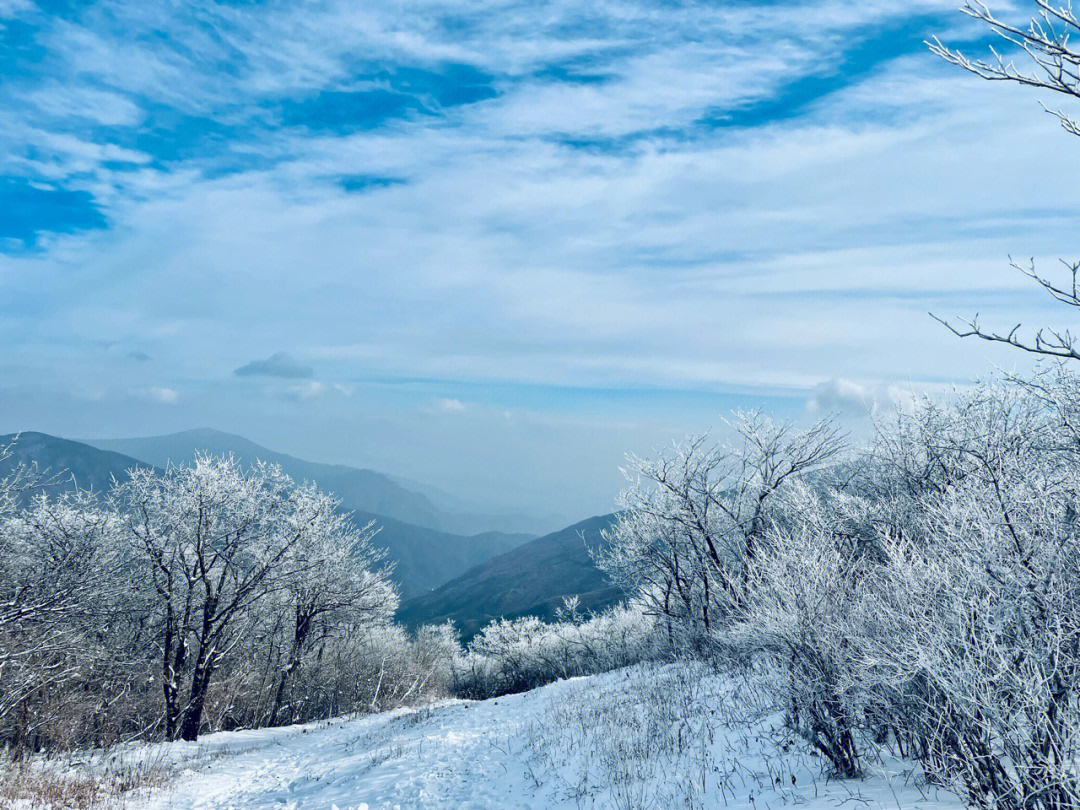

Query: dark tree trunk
[162,605,187,740]
[179,656,214,741]
[271,606,313,725]
[179,597,218,742]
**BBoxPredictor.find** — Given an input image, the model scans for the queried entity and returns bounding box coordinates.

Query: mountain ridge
[84,428,551,536]
[0,431,156,499]
[397,513,624,639]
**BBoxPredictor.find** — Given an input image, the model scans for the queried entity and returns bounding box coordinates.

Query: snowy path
[128,669,967,810]
[135,687,563,810]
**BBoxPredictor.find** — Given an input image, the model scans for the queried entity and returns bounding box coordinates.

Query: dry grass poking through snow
[0,749,172,809]
[519,663,938,810]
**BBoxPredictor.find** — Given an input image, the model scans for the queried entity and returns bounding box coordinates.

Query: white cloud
[286,381,326,400]
[437,398,468,413]
[806,378,873,416]
[806,379,928,420]
[19,83,144,127]
[148,386,178,403]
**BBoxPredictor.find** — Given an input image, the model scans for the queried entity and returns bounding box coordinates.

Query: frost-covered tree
[861,387,1080,809]
[0,444,426,751]
[594,372,1080,792]
[598,412,844,651]
[728,482,878,777]
[113,455,339,741]
[267,500,396,725]
[0,489,139,750]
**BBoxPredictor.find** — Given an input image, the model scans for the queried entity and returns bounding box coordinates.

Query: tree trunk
[180,598,218,742]
[271,607,313,725]
[162,607,186,740]
[179,656,214,741]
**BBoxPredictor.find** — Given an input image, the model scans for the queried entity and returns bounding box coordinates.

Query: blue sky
[2,0,1079,519]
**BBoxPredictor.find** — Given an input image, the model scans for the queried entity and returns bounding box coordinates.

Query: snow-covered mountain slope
[130,665,964,810]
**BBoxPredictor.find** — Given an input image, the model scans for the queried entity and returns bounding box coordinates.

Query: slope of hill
[85,429,551,536]
[127,664,948,810]
[0,431,153,501]
[86,429,447,528]
[350,509,533,600]
[397,513,623,638]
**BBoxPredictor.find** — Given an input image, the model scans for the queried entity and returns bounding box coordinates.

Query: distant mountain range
[0,431,155,500]
[396,514,624,640]
[85,429,555,537]
[346,509,531,599]
[2,430,624,626]
[0,431,532,599]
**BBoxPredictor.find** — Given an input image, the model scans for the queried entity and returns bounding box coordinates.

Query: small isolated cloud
[286,380,326,400]
[437,398,468,413]
[148,386,178,403]
[807,378,922,418]
[234,351,313,379]
[127,350,152,361]
[806,378,872,416]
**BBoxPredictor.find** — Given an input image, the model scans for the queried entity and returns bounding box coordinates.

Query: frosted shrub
[599,369,1080,806]
[0,490,155,752]
[720,484,878,777]
[863,437,1080,810]
[452,601,662,699]
[598,412,845,657]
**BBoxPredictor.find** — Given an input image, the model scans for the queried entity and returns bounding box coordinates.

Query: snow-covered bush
[452,601,663,699]
[206,619,460,731]
[724,483,879,777]
[0,489,158,752]
[854,377,1080,810]
[598,412,845,657]
[599,369,1080,805]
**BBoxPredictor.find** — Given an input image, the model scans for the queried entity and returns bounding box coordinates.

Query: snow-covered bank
[122,664,966,810]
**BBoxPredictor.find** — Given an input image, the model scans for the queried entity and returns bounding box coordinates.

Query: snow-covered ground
[119,665,966,810]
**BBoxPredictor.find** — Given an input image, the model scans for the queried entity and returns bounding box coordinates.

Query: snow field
[125,664,966,810]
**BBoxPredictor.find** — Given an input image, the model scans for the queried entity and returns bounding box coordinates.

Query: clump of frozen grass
[519,662,831,810]
[0,747,173,810]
